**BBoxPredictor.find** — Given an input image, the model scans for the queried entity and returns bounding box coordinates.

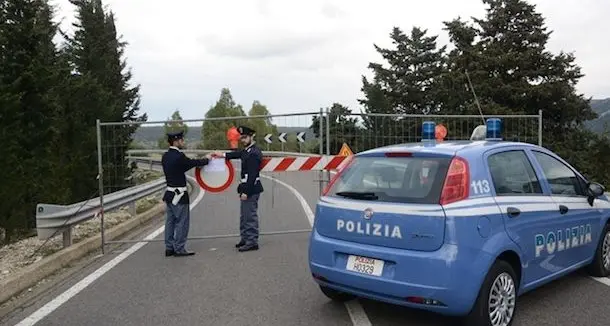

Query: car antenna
[464,69,486,125]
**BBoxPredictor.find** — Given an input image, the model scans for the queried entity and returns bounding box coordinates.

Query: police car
[308,119,609,326]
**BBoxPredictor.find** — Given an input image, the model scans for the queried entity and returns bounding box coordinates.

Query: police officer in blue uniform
[214,126,264,252]
[162,130,211,257]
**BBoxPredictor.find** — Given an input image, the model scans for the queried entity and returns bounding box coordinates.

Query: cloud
[199,31,334,60]
[49,0,610,124]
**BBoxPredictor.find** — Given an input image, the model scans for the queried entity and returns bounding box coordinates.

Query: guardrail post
[62,227,73,248]
[129,201,136,216]
[96,119,106,255]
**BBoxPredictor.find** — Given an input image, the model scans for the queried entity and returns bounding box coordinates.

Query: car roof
[358,140,543,157]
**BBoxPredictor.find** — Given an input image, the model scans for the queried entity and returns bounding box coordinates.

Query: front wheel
[586,223,610,277]
[463,260,518,326]
[319,285,356,302]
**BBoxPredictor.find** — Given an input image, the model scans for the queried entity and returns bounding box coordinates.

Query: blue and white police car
[308,119,609,326]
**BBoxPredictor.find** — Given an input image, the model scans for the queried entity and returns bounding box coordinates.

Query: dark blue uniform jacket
[162,147,209,204]
[225,144,264,196]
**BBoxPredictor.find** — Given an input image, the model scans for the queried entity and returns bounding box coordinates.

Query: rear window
[327,156,452,204]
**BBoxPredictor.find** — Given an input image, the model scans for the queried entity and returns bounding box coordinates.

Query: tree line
[157,88,317,153]
[0,0,145,244]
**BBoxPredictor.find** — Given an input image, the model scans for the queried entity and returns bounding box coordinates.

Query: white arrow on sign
[278,133,287,143]
[264,134,273,144]
[296,132,306,143]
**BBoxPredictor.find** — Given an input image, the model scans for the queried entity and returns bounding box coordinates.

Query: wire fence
[97,112,326,246]
[323,111,542,155]
[96,110,543,247]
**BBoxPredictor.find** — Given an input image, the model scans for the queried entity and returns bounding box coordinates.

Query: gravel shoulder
[0,168,165,283]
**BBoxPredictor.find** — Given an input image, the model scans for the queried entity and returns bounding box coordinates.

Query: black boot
[174,251,195,257]
[235,240,245,248]
[238,244,259,252]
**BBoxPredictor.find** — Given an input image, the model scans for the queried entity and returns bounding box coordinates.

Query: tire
[463,260,518,326]
[586,223,610,277]
[319,285,356,302]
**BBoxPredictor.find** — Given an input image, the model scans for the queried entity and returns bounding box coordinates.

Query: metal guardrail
[35,177,166,246]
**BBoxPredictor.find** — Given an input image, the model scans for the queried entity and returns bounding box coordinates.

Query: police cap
[167,130,185,142]
[237,126,255,136]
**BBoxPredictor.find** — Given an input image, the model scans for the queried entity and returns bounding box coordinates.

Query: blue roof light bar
[485,118,502,140]
[422,121,436,140]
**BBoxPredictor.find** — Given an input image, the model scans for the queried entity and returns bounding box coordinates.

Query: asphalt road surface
[2,163,610,326]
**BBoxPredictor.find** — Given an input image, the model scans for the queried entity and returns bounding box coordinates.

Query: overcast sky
[50,0,609,125]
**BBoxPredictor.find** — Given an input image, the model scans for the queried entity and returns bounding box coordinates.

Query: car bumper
[308,229,491,316]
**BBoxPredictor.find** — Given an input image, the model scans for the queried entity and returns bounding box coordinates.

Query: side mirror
[586,182,605,206]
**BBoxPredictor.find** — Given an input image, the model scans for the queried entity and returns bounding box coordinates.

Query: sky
[49,0,609,126]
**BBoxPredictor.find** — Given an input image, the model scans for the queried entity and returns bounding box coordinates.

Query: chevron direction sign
[278,132,287,143]
[296,132,306,143]
[264,134,273,144]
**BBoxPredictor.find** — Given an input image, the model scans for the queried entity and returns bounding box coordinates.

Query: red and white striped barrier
[260,155,351,172]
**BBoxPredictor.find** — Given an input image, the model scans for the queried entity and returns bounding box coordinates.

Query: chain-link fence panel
[98,111,325,246]
[323,112,542,155]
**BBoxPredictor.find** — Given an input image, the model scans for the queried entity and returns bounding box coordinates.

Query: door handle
[559,205,569,215]
[506,207,521,218]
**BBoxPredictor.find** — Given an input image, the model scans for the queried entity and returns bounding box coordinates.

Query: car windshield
[327,156,452,204]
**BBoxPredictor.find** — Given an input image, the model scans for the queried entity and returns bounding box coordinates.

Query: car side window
[531,151,585,196]
[487,150,542,195]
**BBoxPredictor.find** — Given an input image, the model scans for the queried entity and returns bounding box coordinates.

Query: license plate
[346,255,384,276]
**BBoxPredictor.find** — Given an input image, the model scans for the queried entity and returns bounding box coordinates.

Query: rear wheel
[319,285,356,302]
[586,223,610,277]
[463,260,518,326]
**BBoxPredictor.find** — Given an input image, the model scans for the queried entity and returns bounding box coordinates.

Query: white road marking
[258,172,373,326]
[14,176,205,326]
[344,300,373,326]
[590,276,610,287]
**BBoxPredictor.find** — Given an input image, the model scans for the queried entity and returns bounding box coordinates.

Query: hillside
[132,125,316,149]
[132,99,610,149]
[587,98,610,134]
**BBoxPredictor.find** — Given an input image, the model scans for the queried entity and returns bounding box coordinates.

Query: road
[2,162,610,326]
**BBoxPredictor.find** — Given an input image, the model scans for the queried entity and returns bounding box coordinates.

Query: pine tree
[0,0,67,242]
[200,88,247,150]
[361,27,447,115]
[310,103,361,154]
[441,0,609,184]
[158,110,188,149]
[358,27,447,149]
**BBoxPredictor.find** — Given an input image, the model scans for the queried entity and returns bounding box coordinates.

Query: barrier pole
[96,119,106,255]
[318,108,324,196]
[538,109,543,146]
[325,107,331,187]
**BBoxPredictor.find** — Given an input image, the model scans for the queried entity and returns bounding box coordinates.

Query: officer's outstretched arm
[223,150,241,160]
[243,153,262,196]
[180,153,209,171]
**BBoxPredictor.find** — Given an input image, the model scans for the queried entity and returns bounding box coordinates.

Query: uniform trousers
[240,193,260,245]
[165,202,190,253]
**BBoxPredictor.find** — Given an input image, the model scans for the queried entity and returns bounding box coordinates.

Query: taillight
[322,156,354,196]
[439,157,469,205]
